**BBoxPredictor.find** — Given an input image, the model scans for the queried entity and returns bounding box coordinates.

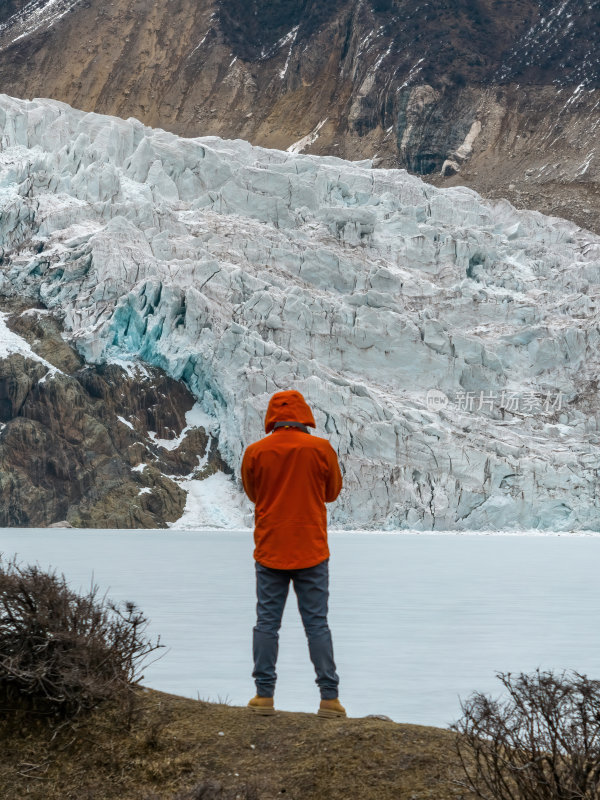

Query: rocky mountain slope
[0,298,232,527]
[1,95,599,530]
[0,0,598,234]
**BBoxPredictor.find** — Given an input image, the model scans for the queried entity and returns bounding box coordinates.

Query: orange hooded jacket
[241,390,343,570]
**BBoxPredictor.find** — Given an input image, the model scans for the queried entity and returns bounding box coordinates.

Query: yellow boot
[247,695,276,715]
[317,698,346,718]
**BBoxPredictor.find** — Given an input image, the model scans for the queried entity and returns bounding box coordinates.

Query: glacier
[0,94,599,531]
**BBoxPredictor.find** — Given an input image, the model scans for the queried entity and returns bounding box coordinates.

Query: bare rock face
[0,0,597,232]
[0,354,47,420]
[0,303,229,528]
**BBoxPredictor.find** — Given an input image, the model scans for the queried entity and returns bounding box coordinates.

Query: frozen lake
[0,529,598,728]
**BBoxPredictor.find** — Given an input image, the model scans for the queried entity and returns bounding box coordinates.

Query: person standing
[241,389,345,718]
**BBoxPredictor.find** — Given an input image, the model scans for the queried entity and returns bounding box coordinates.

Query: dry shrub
[452,670,600,800]
[0,555,162,722]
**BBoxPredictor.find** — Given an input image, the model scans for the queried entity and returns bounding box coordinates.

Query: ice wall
[0,94,599,530]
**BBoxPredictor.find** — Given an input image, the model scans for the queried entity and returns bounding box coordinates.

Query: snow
[397,57,425,90]
[19,307,53,317]
[0,0,83,48]
[576,149,595,177]
[286,118,327,154]
[148,430,184,451]
[373,44,392,71]
[186,402,218,433]
[147,402,215,451]
[0,311,59,378]
[0,95,599,531]
[262,25,300,63]
[496,0,594,88]
[278,25,299,80]
[188,31,210,60]
[169,473,250,530]
[106,357,152,380]
[357,31,375,56]
[116,415,135,430]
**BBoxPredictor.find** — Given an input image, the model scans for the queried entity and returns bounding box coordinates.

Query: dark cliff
[0,301,229,528]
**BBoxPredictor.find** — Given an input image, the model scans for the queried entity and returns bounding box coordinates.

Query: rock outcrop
[0,300,230,527]
[0,96,598,531]
[0,0,597,233]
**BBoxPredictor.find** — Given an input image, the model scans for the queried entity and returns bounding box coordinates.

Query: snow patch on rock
[0,0,82,48]
[0,310,60,378]
[287,118,328,154]
[169,472,250,530]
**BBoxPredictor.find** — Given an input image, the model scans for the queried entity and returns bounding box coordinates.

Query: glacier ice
[0,94,599,531]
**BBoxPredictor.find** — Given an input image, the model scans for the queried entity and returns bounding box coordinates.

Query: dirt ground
[0,689,471,800]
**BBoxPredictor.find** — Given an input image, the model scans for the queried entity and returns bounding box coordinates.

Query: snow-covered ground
[171,472,248,530]
[1,528,599,726]
[0,94,599,530]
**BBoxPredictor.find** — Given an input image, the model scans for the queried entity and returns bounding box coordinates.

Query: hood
[264,390,316,433]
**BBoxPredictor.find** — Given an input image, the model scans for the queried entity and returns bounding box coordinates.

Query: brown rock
[0,354,47,421]
[0,306,229,528]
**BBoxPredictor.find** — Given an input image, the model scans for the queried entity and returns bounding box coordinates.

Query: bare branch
[451,670,600,800]
[0,555,163,723]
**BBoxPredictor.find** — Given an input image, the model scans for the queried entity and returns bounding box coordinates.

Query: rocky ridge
[0,95,599,530]
[0,0,597,233]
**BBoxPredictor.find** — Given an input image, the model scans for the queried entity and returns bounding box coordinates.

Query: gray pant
[253,558,340,700]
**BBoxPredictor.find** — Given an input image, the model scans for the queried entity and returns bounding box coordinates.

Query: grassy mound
[0,689,464,800]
